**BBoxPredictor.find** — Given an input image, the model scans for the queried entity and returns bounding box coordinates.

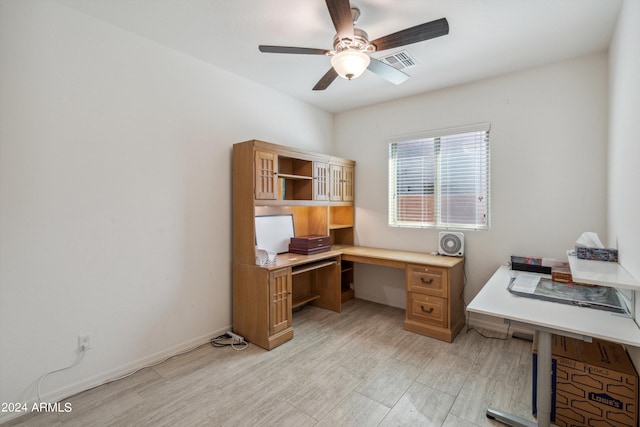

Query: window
[388,123,490,230]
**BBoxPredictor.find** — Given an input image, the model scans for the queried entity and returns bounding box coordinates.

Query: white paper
[255,214,295,254]
[575,232,604,248]
[510,274,540,294]
[255,247,278,266]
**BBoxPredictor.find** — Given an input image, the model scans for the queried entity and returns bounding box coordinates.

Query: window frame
[388,123,491,231]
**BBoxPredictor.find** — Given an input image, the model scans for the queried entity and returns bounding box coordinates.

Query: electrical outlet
[78,334,91,351]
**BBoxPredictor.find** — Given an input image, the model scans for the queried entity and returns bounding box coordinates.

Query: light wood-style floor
[5,299,536,427]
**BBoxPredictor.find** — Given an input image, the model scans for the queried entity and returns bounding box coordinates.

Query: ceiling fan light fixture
[330,49,370,80]
[257,2,449,91]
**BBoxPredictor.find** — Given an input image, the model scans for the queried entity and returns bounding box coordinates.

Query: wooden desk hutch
[232,140,465,350]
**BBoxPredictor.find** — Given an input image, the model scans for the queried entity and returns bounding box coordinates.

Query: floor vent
[380,50,417,70]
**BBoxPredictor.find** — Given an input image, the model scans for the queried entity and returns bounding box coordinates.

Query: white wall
[609,0,640,294]
[334,53,609,318]
[1,0,633,416]
[0,0,332,413]
[608,0,640,362]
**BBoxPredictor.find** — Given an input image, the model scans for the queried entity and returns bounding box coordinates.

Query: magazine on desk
[507,274,629,314]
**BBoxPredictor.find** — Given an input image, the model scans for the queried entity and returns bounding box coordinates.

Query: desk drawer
[407,293,447,328]
[406,264,447,297]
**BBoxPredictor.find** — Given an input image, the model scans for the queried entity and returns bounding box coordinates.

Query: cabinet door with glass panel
[269,268,292,336]
[255,150,278,200]
[313,161,329,201]
[329,164,354,202]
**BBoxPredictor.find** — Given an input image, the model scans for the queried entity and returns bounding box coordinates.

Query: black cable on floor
[210,334,249,351]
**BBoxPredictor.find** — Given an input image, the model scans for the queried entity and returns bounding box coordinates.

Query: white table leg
[536,330,552,427]
[486,329,553,427]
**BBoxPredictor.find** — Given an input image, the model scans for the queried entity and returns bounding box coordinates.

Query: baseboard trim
[0,326,230,424]
[466,315,533,338]
[467,316,509,333]
[353,291,405,309]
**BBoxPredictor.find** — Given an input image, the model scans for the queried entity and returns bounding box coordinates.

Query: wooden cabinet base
[341,288,355,303]
[266,328,294,350]
[403,260,465,343]
[403,318,465,343]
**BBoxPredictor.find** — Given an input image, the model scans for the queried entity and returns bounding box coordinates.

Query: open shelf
[568,254,639,290]
[340,260,354,303]
[341,288,355,303]
[292,260,337,275]
[329,224,353,229]
[278,156,312,177]
[278,173,312,180]
[292,293,321,309]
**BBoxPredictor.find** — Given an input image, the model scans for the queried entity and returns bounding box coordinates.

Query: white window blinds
[388,123,490,230]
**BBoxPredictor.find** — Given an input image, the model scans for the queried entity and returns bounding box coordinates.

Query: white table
[467,266,640,427]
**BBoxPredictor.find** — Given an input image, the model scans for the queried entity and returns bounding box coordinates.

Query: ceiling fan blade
[367,58,409,85]
[370,17,449,51]
[259,45,330,55]
[313,68,339,91]
[325,0,354,41]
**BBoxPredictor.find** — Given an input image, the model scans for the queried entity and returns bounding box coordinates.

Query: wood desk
[467,266,640,427]
[233,245,465,350]
[340,245,465,342]
[339,245,462,269]
[259,245,462,271]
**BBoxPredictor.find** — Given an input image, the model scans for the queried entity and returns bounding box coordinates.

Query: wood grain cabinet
[234,139,464,347]
[341,165,354,202]
[407,264,447,296]
[313,161,329,201]
[269,268,293,337]
[233,140,355,350]
[232,263,294,350]
[254,150,278,200]
[232,140,465,350]
[404,262,465,342]
[408,293,447,328]
[329,164,354,202]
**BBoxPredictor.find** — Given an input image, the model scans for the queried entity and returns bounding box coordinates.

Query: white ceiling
[57,0,623,114]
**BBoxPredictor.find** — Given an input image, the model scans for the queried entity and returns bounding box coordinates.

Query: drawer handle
[420,277,434,285]
[420,305,434,314]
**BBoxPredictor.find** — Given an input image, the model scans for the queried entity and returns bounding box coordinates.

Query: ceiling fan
[258,0,449,91]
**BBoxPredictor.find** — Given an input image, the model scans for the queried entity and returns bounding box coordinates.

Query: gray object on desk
[507,276,628,314]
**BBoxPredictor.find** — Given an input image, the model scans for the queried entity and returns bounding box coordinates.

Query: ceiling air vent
[380,50,417,70]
